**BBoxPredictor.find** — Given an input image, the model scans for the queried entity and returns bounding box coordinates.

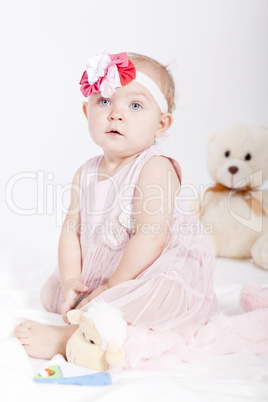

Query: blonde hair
[127,52,176,113]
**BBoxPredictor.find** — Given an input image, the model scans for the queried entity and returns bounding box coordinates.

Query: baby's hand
[76,283,110,309]
[61,278,88,323]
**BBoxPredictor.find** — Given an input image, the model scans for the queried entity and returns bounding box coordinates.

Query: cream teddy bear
[196,124,268,269]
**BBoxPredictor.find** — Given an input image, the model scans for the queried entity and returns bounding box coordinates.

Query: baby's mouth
[106,130,123,136]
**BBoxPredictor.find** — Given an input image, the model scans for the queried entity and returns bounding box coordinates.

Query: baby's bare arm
[58,167,88,321]
[58,167,82,285]
[108,156,180,287]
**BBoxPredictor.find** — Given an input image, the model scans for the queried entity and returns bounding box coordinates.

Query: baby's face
[83,80,167,158]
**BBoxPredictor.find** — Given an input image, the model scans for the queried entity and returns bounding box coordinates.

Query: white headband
[80,51,169,113]
[134,71,168,113]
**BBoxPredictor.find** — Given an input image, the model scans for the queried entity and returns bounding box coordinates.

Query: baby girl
[15,51,218,359]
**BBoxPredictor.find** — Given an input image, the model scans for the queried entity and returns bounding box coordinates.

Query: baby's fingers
[73,282,88,293]
[76,295,91,309]
[61,299,74,323]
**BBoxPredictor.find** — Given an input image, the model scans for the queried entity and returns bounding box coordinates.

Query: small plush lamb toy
[196,124,268,270]
[66,301,127,371]
[66,301,181,371]
[66,301,186,371]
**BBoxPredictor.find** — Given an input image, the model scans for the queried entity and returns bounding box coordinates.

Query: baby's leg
[101,276,188,331]
[15,270,74,359]
[15,322,77,359]
[41,271,63,314]
[129,278,188,330]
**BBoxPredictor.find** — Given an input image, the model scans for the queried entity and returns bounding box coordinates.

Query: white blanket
[1,246,268,402]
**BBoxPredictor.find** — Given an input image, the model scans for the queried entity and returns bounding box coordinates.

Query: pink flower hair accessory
[79,51,136,98]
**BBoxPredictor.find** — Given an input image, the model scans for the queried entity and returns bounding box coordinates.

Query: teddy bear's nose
[228,166,239,175]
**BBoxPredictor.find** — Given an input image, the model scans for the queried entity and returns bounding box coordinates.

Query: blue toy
[33,365,112,386]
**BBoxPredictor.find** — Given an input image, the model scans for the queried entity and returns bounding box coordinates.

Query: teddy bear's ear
[105,340,125,368]
[207,130,220,145]
[67,309,85,324]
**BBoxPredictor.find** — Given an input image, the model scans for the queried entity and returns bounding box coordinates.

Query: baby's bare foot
[14,321,77,359]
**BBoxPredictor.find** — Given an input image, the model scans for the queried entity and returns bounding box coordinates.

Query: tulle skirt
[41,226,219,335]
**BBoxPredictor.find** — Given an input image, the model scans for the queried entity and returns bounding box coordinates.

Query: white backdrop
[1,0,267,262]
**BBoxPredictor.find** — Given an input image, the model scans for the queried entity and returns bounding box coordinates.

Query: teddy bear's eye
[224,150,230,157]
[90,339,95,344]
[244,153,251,161]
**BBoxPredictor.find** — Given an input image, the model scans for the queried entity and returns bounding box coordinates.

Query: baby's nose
[108,109,124,121]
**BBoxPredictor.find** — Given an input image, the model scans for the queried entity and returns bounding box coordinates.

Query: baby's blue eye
[130,103,142,111]
[99,98,110,106]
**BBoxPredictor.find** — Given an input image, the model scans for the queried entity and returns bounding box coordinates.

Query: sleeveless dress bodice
[77,144,219,333]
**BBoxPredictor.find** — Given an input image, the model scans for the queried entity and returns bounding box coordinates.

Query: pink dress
[42,145,219,335]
